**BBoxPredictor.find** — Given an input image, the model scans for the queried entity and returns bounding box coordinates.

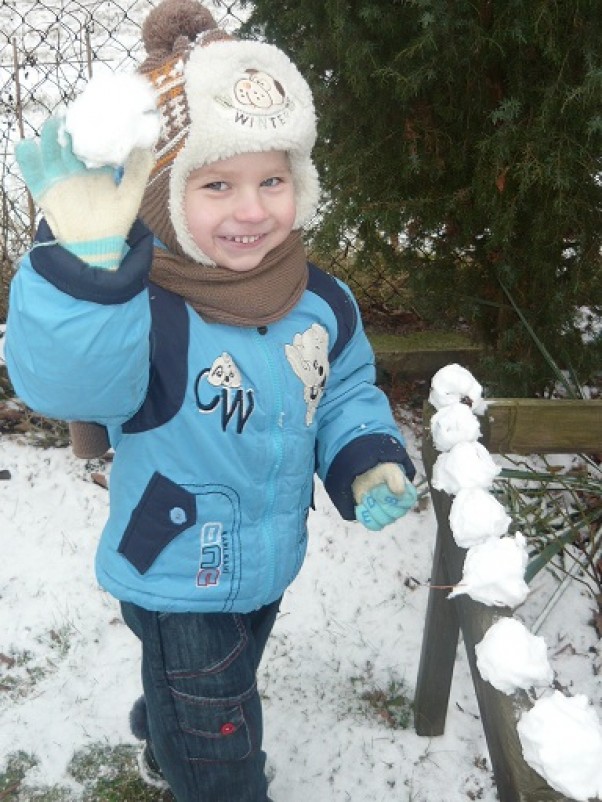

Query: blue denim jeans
[121,599,281,802]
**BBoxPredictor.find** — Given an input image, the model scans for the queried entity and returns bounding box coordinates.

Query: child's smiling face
[183,150,296,272]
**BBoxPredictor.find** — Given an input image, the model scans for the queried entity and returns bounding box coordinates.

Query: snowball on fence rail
[475,617,553,694]
[517,691,602,802]
[448,532,529,607]
[432,440,501,495]
[63,72,160,169]
[430,401,482,452]
[428,363,486,414]
[449,487,511,547]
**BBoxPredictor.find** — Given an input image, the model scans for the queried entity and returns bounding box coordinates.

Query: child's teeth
[230,235,259,244]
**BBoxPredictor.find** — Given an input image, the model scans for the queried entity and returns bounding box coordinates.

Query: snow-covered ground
[0,347,600,800]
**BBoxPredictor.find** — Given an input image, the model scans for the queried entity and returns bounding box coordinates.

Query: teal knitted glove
[353,463,417,531]
[16,116,154,270]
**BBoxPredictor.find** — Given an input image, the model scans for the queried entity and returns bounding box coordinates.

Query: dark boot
[130,695,169,791]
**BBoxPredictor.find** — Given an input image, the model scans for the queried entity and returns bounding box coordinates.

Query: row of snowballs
[428,364,602,802]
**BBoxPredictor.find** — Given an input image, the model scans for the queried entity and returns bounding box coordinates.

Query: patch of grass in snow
[69,743,174,801]
[359,680,414,729]
[0,753,70,800]
[0,626,75,702]
[350,664,414,729]
[0,752,38,797]
[0,744,174,801]
[0,649,46,701]
[17,787,74,801]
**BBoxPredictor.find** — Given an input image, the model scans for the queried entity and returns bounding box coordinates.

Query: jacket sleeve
[314,280,415,520]
[5,219,155,425]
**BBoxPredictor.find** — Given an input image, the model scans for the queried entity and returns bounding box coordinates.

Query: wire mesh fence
[1,0,409,324]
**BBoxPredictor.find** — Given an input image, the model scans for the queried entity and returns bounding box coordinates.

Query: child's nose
[233,188,268,222]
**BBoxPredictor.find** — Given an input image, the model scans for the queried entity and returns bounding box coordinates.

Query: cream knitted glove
[352,462,417,531]
[16,116,154,270]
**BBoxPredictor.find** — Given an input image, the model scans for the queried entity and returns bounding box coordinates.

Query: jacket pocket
[118,472,197,574]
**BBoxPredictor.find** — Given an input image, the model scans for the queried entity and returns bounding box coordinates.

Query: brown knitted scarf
[150,229,308,326]
[69,230,308,457]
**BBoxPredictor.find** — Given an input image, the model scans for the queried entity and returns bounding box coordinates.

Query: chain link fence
[1,0,410,325]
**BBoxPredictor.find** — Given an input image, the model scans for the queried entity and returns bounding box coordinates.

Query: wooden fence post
[414,437,460,735]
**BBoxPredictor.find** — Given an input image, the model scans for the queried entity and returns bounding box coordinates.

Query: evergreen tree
[242,0,602,395]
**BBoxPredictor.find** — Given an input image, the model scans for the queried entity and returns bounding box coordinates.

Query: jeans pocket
[157,612,248,678]
[118,472,197,573]
[170,685,259,763]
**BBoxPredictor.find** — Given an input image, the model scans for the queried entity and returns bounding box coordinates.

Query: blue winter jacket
[6,220,415,613]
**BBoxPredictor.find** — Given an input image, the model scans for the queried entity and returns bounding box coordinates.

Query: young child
[6,1,417,800]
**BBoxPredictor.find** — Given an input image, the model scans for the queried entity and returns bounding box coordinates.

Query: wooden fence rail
[414,398,602,802]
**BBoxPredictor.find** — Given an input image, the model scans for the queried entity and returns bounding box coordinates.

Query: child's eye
[261,176,283,188]
[204,181,229,191]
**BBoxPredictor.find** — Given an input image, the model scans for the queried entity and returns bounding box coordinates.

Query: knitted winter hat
[138,0,320,265]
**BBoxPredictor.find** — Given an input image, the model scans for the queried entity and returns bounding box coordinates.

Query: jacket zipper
[254,328,284,603]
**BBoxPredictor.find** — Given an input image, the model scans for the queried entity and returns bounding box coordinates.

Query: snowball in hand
[429,363,486,414]
[517,691,602,801]
[432,441,501,495]
[449,487,511,547]
[475,617,553,694]
[64,72,160,168]
[449,533,529,607]
[430,401,481,452]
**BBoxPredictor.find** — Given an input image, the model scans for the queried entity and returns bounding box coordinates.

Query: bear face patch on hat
[232,69,286,111]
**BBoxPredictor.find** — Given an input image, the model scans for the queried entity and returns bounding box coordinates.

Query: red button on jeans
[220,722,236,736]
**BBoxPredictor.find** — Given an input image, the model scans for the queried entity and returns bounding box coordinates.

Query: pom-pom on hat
[138,0,320,265]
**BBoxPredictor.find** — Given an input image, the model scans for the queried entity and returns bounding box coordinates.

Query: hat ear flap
[291,156,320,230]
